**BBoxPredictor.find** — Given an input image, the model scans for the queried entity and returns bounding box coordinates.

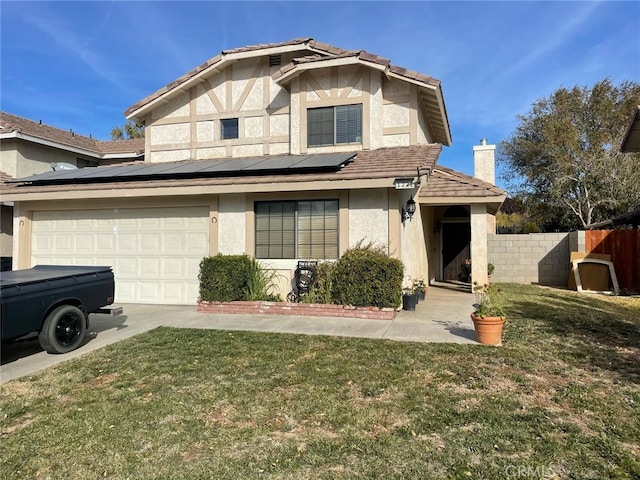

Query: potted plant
[402,287,418,311]
[412,277,426,301]
[471,281,505,345]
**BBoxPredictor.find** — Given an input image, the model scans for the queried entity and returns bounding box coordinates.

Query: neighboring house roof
[124,37,452,146]
[586,207,640,229]
[621,105,640,153]
[419,166,506,212]
[0,112,145,159]
[1,144,442,199]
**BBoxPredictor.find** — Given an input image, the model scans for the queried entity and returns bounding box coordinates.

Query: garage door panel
[31,206,209,304]
[117,234,137,253]
[162,281,186,303]
[187,232,209,250]
[118,217,138,228]
[32,234,53,252]
[75,233,94,252]
[140,258,161,277]
[140,234,160,251]
[116,258,138,277]
[53,234,73,252]
[117,282,138,303]
[185,283,200,302]
[139,282,161,302]
[141,217,162,228]
[163,258,184,276]
[96,234,115,251]
[186,257,203,277]
[95,257,116,267]
[163,234,184,252]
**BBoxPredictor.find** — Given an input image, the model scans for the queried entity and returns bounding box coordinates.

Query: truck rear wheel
[38,305,86,354]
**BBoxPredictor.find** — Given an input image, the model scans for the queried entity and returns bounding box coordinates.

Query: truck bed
[1,265,114,288]
[1,265,116,343]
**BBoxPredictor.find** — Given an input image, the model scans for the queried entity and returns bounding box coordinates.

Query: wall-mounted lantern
[402,196,416,224]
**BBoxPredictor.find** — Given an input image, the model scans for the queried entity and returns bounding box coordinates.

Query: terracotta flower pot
[470,313,505,345]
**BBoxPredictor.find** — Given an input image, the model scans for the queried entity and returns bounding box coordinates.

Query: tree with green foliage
[110,121,145,140]
[499,79,640,230]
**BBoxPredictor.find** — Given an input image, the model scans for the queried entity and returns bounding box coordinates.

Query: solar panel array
[13,153,357,184]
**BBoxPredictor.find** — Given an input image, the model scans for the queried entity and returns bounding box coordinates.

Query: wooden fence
[586,230,640,293]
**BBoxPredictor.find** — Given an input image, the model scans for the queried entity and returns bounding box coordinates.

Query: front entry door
[442,222,471,282]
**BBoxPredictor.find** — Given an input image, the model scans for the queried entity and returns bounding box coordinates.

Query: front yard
[1,284,639,479]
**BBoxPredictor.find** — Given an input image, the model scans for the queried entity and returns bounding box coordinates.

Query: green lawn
[1,284,639,479]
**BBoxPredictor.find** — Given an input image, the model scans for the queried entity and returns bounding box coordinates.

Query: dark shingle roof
[0,112,144,156]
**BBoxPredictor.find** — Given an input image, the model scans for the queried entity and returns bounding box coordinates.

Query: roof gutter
[0,131,103,158]
[0,131,143,159]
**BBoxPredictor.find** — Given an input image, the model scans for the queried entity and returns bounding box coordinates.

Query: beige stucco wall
[400,190,428,288]
[0,140,98,179]
[348,188,389,249]
[146,56,292,163]
[144,56,434,162]
[470,204,489,285]
[218,193,247,255]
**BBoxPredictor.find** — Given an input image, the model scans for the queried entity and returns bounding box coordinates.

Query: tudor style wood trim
[234,63,264,112]
[340,67,363,99]
[306,72,330,101]
[203,77,225,113]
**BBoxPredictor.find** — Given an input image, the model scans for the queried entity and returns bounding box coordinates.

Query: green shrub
[300,261,335,305]
[331,242,403,308]
[199,254,252,302]
[245,258,283,302]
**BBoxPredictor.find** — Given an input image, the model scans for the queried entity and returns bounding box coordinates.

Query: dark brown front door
[442,222,471,282]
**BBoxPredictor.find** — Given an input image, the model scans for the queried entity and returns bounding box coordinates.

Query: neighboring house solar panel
[10,152,357,184]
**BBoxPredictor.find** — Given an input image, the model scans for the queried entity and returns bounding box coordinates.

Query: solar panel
[10,152,357,185]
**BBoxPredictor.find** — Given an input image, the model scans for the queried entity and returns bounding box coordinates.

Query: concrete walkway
[1,286,476,383]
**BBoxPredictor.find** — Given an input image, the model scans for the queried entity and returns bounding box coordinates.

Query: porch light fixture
[402,196,416,224]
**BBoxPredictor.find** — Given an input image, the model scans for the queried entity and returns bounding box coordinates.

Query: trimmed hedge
[199,254,252,302]
[331,243,403,308]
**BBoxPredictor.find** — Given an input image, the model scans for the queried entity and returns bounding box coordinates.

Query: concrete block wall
[488,232,573,286]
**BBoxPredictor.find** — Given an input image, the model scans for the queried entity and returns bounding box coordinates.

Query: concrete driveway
[1,286,477,384]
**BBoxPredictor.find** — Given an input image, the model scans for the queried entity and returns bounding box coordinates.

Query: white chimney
[473,138,496,185]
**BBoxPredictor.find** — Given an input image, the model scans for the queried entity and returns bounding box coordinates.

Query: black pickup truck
[1,265,121,354]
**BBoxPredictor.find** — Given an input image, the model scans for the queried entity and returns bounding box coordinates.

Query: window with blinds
[307,104,362,147]
[255,200,339,259]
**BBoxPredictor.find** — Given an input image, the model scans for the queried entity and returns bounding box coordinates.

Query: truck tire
[38,305,86,354]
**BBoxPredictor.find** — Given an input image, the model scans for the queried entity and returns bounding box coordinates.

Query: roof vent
[269,54,282,67]
[51,162,78,171]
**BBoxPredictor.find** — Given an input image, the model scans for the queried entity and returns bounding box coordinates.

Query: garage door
[31,207,209,304]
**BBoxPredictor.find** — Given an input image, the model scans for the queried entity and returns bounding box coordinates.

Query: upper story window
[307,104,362,147]
[221,118,239,140]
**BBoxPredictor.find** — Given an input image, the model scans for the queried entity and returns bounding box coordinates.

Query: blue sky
[1,1,638,188]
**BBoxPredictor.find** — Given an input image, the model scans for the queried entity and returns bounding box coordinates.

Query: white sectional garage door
[31,207,209,304]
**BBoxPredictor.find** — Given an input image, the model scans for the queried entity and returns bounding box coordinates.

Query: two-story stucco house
[2,38,505,305]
